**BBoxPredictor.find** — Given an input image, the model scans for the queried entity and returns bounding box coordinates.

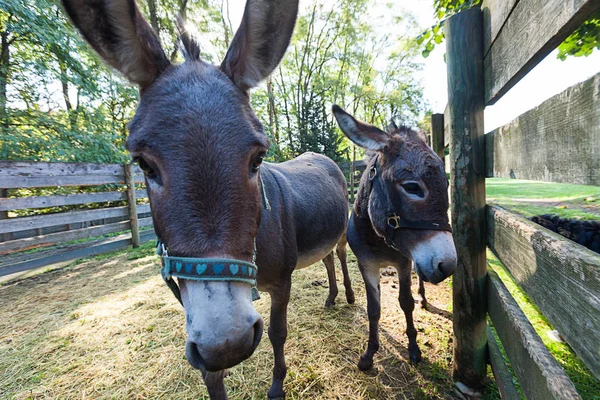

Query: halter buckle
[387,214,401,229]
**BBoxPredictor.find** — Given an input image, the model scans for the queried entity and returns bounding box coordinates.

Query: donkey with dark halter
[332,105,457,369]
[61,0,352,398]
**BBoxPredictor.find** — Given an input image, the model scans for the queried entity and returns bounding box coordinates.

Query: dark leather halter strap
[364,155,452,250]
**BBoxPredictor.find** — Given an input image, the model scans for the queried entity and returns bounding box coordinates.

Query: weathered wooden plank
[484,0,600,104]
[443,104,450,147]
[446,8,488,388]
[486,72,600,185]
[1,175,126,189]
[431,113,445,160]
[0,191,128,211]
[487,205,600,379]
[0,221,131,254]
[0,230,156,278]
[125,164,140,248]
[138,217,153,228]
[338,160,366,171]
[0,161,123,176]
[482,0,519,57]
[0,207,130,235]
[135,190,148,199]
[486,325,521,400]
[487,269,581,399]
[136,204,151,215]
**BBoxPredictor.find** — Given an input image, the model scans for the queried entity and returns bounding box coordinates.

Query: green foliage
[417,0,480,58]
[420,1,600,61]
[1,0,426,166]
[558,9,600,60]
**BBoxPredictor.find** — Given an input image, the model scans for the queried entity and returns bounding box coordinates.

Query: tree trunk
[148,0,160,39]
[1,29,11,160]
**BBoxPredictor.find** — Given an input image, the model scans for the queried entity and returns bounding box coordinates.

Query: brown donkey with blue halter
[61,0,354,398]
[333,105,457,369]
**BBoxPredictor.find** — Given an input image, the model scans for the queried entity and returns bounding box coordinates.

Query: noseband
[365,155,452,251]
[156,174,271,305]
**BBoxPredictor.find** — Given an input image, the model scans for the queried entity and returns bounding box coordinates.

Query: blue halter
[156,174,270,304]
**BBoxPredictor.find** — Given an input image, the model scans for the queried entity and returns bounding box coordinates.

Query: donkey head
[333,106,456,284]
[62,0,298,371]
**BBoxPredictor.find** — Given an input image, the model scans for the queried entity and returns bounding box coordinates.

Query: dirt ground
[0,243,495,399]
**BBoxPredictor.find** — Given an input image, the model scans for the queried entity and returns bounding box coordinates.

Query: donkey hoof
[346,292,355,304]
[358,355,374,371]
[324,298,336,308]
[420,300,428,310]
[267,389,286,400]
[409,349,422,364]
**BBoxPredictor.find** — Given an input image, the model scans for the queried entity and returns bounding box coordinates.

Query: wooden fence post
[124,163,140,248]
[349,145,356,204]
[431,113,445,161]
[446,7,487,389]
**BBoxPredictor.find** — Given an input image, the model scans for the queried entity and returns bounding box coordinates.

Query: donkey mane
[176,17,202,61]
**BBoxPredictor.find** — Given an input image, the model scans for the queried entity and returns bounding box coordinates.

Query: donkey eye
[402,182,424,197]
[136,157,156,178]
[251,153,265,173]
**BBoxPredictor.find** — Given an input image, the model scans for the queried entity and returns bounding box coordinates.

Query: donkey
[62,0,352,398]
[332,105,457,369]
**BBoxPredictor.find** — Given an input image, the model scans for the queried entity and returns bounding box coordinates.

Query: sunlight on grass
[0,243,470,399]
[486,178,600,220]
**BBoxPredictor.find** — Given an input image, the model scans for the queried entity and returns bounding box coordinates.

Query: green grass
[486,178,600,220]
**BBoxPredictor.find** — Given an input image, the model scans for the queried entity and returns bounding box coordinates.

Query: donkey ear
[221,0,299,92]
[332,105,390,151]
[61,0,170,88]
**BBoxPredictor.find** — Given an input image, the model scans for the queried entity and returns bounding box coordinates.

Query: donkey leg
[398,265,422,363]
[418,277,428,309]
[267,281,291,399]
[202,370,228,400]
[323,251,339,308]
[336,238,355,304]
[358,263,381,371]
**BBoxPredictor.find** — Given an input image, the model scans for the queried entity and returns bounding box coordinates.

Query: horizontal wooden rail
[483,0,600,104]
[487,268,581,399]
[485,72,600,185]
[338,160,366,171]
[1,175,126,189]
[0,230,155,278]
[486,325,520,400]
[0,191,128,211]
[0,204,150,235]
[0,206,129,235]
[0,161,124,176]
[0,221,131,255]
[487,205,600,379]
[482,0,518,57]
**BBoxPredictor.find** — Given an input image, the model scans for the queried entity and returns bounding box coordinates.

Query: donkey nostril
[251,318,264,352]
[437,260,456,277]
[186,341,207,370]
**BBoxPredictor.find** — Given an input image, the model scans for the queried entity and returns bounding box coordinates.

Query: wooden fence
[437,1,600,397]
[0,161,155,279]
[0,158,367,280]
[339,159,367,203]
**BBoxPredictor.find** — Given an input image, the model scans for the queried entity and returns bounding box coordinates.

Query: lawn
[486,178,600,220]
